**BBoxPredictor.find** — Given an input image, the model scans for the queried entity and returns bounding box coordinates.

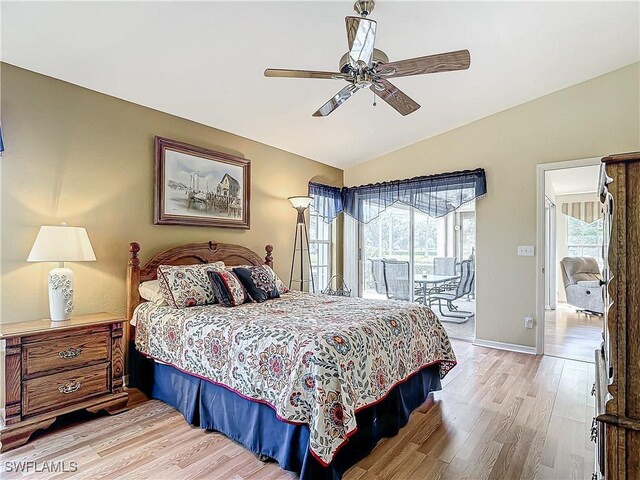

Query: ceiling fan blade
[264,69,348,80]
[376,49,471,78]
[345,16,376,68]
[312,84,360,117]
[371,78,420,116]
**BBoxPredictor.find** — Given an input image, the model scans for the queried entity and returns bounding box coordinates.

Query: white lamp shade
[27,225,97,262]
[288,196,313,209]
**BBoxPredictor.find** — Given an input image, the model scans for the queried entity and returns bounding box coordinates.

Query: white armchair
[560,256,605,314]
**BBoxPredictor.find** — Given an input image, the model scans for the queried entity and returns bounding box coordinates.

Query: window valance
[309,168,486,224]
[561,201,603,224]
[309,182,343,223]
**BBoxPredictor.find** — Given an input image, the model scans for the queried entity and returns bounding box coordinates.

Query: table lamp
[287,196,315,292]
[27,223,97,321]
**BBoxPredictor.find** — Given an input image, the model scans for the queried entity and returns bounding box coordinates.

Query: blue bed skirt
[150,361,441,479]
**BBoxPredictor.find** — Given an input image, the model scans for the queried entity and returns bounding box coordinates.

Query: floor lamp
[288,196,315,292]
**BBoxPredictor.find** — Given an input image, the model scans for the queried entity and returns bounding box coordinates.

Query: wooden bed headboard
[126,241,273,320]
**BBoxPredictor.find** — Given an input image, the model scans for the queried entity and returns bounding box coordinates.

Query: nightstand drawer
[23,330,110,377]
[22,362,110,416]
[1,312,127,452]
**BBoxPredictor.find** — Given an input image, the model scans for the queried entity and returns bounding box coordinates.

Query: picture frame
[154,136,251,229]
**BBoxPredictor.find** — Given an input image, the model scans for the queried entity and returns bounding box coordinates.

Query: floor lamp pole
[287,196,315,292]
[303,216,315,293]
[299,222,304,291]
[289,218,299,290]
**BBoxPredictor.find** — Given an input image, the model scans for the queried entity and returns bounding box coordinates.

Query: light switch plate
[517,245,535,256]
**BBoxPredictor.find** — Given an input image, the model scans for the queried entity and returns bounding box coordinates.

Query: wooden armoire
[594,152,640,479]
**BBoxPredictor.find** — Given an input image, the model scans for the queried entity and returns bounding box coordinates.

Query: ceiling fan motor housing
[339,49,389,74]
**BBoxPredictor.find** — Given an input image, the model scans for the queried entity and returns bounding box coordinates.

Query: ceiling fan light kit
[264,0,471,117]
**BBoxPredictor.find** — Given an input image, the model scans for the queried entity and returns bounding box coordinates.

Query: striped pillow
[208,270,248,307]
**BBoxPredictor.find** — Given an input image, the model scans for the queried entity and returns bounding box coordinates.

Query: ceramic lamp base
[48,267,74,321]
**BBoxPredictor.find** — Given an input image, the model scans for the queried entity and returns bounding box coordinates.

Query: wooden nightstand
[0,312,128,452]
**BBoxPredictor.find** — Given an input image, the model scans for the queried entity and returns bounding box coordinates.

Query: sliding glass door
[361,204,411,299]
[413,210,447,278]
[457,211,476,260]
[359,202,476,340]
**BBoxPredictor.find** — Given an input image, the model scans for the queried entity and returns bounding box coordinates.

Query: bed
[126,241,456,479]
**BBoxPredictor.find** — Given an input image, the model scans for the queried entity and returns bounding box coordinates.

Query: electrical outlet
[517,245,535,256]
[525,315,534,329]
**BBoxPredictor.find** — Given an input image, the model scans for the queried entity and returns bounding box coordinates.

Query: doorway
[359,203,476,342]
[537,159,603,362]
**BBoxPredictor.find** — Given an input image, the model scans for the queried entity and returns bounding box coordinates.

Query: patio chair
[453,251,476,300]
[432,256,458,293]
[428,259,475,323]
[369,259,387,295]
[381,259,411,301]
[434,257,457,275]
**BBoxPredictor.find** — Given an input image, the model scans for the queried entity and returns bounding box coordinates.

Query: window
[309,206,331,292]
[457,211,476,260]
[567,216,604,269]
[361,204,411,298]
[358,201,476,341]
[360,201,476,299]
[413,210,447,277]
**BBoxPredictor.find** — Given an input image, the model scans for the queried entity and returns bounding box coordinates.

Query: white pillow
[139,280,167,306]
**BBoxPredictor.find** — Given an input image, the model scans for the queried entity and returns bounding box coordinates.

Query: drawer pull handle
[591,382,596,396]
[58,381,82,394]
[58,347,83,359]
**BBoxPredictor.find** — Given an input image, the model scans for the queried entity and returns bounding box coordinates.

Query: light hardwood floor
[544,302,602,363]
[0,340,595,479]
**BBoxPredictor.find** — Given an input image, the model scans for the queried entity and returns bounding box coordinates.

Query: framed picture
[154,136,250,229]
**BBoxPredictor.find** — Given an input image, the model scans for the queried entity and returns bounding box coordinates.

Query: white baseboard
[447,334,474,343]
[472,338,537,355]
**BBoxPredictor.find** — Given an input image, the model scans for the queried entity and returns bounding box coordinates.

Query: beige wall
[2,60,638,350]
[345,63,640,348]
[0,63,343,324]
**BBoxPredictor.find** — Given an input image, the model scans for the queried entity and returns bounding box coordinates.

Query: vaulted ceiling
[2,1,638,167]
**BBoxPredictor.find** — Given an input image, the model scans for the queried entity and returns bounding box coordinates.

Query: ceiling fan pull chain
[372,89,377,107]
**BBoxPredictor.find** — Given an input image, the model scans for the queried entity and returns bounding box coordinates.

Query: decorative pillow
[157,262,225,308]
[208,270,248,307]
[266,265,289,295]
[138,280,167,306]
[230,264,289,295]
[232,265,281,303]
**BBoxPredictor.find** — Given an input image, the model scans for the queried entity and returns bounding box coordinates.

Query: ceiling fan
[264,0,471,117]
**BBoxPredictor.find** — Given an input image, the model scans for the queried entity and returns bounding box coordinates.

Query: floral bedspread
[134,292,456,464]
